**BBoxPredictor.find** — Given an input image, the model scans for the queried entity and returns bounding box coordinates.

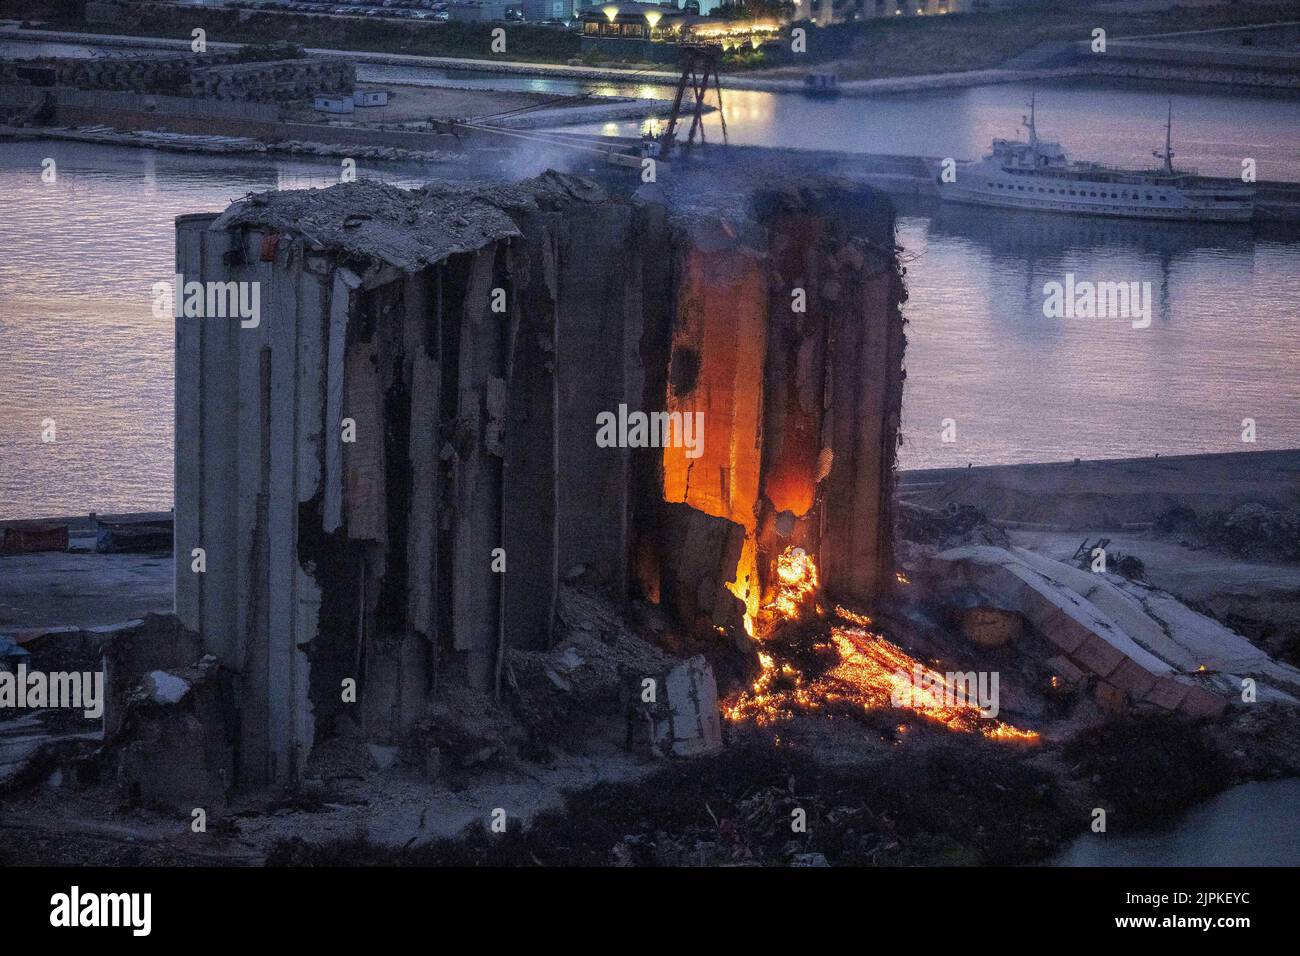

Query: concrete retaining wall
[49,89,285,138]
[54,87,283,122]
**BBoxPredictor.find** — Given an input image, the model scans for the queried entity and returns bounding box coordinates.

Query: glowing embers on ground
[724,547,1037,742]
[722,548,1034,743]
[725,621,1039,742]
[767,546,818,621]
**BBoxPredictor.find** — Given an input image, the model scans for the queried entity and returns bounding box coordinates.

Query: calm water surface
[1,71,1298,518]
[1051,779,1300,866]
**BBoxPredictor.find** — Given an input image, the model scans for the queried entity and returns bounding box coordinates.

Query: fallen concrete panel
[661,655,723,757]
[922,545,1300,718]
[113,656,237,810]
[1012,547,1300,691]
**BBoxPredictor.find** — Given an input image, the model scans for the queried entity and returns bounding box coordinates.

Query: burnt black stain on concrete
[669,345,700,398]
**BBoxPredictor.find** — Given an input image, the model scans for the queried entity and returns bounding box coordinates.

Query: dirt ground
[5,577,1298,867]
[285,84,564,124]
[0,551,170,630]
[901,449,1300,530]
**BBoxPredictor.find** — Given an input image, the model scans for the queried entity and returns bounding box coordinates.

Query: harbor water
[1,54,1298,519]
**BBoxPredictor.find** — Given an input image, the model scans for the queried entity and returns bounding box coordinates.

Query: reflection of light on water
[141,150,157,197]
[2,70,1295,529]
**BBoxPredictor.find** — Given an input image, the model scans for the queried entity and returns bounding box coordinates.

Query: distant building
[521,0,571,18]
[314,94,355,114]
[447,0,510,20]
[797,0,983,26]
[353,89,390,107]
[578,2,687,39]
[579,2,777,43]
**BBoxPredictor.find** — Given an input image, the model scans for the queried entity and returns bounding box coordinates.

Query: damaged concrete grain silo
[172,171,905,790]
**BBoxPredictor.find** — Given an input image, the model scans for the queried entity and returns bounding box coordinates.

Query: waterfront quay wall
[1,86,465,150]
[1083,59,1300,91]
[49,88,286,137]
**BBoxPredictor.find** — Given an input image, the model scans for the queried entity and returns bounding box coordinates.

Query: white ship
[937,98,1255,223]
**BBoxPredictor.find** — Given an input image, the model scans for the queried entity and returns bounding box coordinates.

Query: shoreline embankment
[6,23,1300,97]
[4,447,1297,530]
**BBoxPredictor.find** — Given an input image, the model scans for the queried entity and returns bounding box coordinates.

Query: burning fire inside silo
[722,545,1039,743]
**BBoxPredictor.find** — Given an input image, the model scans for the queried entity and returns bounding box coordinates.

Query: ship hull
[939,187,1254,223]
[938,158,1255,223]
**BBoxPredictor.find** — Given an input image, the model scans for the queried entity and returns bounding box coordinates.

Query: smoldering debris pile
[895,501,1011,551]
[142,168,907,803]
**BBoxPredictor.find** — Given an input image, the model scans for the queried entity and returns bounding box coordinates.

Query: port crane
[655,45,729,159]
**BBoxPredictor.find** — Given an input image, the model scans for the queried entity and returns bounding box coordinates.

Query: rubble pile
[1155,502,1300,562]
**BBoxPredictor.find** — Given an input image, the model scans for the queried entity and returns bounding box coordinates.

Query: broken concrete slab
[659,655,722,757]
[921,545,1300,719]
[102,615,202,740]
[112,655,236,811]
[958,607,1023,649]
[141,671,191,706]
[1044,654,1086,689]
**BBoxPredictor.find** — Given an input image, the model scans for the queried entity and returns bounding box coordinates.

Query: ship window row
[985,182,1165,201]
[1006,168,1175,187]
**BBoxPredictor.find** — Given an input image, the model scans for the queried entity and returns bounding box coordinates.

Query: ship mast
[1154,101,1175,175]
[1024,92,1038,147]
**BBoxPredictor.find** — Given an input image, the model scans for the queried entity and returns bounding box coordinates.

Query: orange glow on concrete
[662,242,766,531]
[726,534,760,636]
[763,466,815,516]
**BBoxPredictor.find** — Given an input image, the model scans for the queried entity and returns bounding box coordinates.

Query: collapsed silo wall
[645,186,907,635]
[172,172,905,790]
